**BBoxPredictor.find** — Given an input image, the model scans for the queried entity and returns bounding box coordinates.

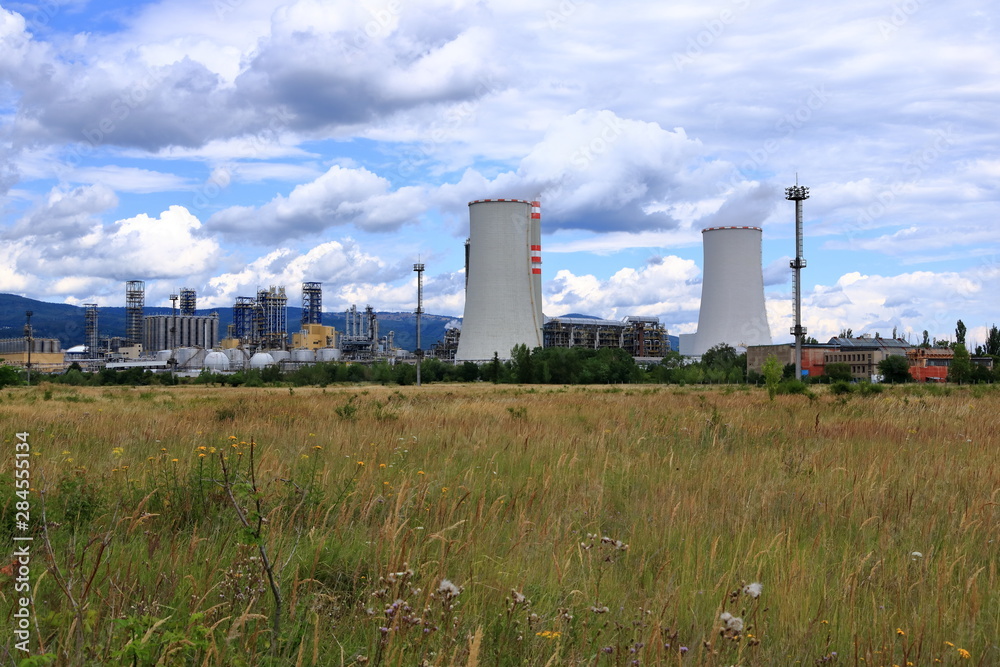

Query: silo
[680,226,772,357]
[455,199,544,361]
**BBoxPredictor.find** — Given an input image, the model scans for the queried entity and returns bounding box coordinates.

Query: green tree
[877,354,911,383]
[921,330,930,348]
[948,344,972,384]
[823,362,852,383]
[985,324,1000,357]
[762,355,782,400]
[955,319,967,346]
[0,362,20,388]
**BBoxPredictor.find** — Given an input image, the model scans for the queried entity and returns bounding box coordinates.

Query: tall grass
[0,383,997,665]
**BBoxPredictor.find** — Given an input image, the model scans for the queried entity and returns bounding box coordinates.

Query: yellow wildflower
[896,628,905,636]
[957,649,970,659]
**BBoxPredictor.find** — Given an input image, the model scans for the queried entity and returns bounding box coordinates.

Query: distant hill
[0,293,454,352]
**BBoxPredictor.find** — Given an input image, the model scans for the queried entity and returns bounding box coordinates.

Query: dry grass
[0,382,997,666]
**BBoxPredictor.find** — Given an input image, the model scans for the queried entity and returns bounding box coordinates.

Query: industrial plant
[8,184,985,384]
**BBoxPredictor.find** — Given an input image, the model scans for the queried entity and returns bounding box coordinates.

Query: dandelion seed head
[743,582,763,598]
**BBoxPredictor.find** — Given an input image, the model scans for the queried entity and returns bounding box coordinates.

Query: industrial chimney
[679,226,772,357]
[455,199,544,361]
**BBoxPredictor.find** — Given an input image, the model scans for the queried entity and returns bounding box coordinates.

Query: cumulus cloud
[544,255,701,329]
[16,205,220,283]
[203,238,397,308]
[206,165,427,240]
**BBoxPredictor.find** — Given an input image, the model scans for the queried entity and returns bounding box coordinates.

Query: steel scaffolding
[84,303,99,356]
[179,288,197,316]
[302,282,322,327]
[125,280,145,347]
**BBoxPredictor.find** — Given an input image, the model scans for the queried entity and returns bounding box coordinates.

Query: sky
[1,0,998,348]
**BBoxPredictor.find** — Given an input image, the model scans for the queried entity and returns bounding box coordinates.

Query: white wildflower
[910,551,923,560]
[743,582,763,598]
[437,578,461,598]
[720,612,744,633]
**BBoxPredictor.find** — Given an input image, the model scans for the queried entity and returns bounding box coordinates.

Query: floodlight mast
[414,263,425,387]
[785,182,810,380]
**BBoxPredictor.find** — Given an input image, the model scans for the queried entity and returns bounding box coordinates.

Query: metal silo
[455,199,544,361]
[680,226,772,357]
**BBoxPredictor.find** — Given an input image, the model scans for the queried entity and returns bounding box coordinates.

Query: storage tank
[175,347,199,367]
[155,349,172,362]
[269,350,290,363]
[225,347,249,369]
[203,351,231,372]
[291,348,315,363]
[249,352,275,369]
[455,198,544,361]
[317,348,341,362]
[680,226,772,356]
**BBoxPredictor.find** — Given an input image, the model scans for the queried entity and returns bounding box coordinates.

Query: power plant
[679,226,772,357]
[456,199,544,361]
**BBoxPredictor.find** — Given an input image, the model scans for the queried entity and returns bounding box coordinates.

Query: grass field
[1,382,998,666]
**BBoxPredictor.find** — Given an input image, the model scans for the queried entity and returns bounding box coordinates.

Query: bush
[857,382,884,396]
[776,380,810,396]
[829,380,855,395]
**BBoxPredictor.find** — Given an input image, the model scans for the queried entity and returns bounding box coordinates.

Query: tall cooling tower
[456,199,544,361]
[679,226,772,356]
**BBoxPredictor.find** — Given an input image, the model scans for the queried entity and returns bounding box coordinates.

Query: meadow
[0,382,997,666]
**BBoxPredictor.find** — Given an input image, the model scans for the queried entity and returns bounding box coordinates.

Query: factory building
[292,323,338,350]
[542,315,669,358]
[680,226,772,357]
[0,337,65,371]
[456,199,544,361]
[746,343,833,378]
[144,314,220,352]
[906,347,953,382]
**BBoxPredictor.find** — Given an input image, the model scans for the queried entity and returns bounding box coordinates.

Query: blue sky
[1,0,998,346]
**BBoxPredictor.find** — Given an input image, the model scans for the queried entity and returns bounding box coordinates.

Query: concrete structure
[144,314,220,352]
[680,226,772,357]
[456,199,544,361]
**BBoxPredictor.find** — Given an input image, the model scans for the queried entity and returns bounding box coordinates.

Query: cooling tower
[455,199,544,361]
[679,226,772,357]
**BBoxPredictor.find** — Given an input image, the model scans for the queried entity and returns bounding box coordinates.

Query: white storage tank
[175,347,199,367]
[269,350,290,363]
[291,348,316,363]
[203,351,231,372]
[317,348,341,362]
[225,348,249,369]
[249,352,275,369]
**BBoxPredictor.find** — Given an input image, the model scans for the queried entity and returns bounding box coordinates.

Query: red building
[906,347,952,382]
